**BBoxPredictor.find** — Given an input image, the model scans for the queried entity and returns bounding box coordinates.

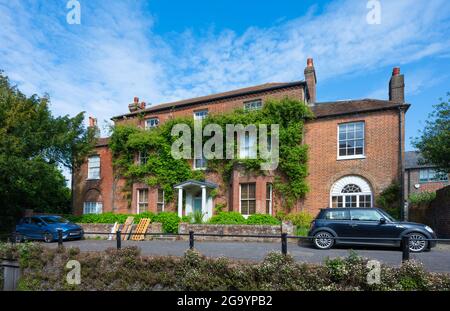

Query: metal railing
[2,230,450,263]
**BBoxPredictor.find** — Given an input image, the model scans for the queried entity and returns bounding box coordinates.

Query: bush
[208,212,246,224]
[276,211,314,228]
[153,212,180,234]
[408,191,437,205]
[3,244,450,291]
[245,214,280,225]
[377,182,401,219]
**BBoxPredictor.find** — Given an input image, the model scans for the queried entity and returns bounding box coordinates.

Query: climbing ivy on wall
[109,97,313,209]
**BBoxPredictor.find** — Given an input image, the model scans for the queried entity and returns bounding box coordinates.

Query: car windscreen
[377,209,396,222]
[40,216,69,224]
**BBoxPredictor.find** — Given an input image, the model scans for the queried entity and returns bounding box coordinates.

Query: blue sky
[1,0,449,151]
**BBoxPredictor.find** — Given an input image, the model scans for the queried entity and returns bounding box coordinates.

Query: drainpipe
[398,106,405,220]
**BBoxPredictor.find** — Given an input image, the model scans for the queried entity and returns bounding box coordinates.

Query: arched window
[330,176,372,208]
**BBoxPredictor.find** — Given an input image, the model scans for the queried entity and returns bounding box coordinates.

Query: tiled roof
[112,81,305,119]
[405,151,434,169]
[311,99,409,119]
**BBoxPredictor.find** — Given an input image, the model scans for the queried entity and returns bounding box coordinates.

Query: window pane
[241,201,248,215]
[248,184,256,198]
[248,200,256,214]
[241,184,248,198]
[351,210,380,221]
[325,210,350,220]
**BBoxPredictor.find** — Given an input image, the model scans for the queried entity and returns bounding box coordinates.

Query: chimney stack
[129,96,147,112]
[389,67,405,103]
[88,116,97,128]
[304,58,317,105]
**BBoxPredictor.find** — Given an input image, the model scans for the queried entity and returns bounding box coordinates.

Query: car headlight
[425,226,434,233]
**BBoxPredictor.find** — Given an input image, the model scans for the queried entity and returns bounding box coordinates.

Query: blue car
[15,215,84,243]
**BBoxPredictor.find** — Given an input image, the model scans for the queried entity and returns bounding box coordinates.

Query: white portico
[174,180,218,221]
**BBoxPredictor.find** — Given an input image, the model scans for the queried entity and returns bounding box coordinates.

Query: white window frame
[193,109,208,120]
[266,183,273,215]
[239,132,257,159]
[239,183,256,217]
[87,155,100,180]
[193,155,207,170]
[138,151,148,165]
[337,122,366,160]
[137,189,149,214]
[83,202,103,214]
[330,176,373,208]
[145,118,159,129]
[157,189,165,213]
[244,99,262,111]
[420,168,449,183]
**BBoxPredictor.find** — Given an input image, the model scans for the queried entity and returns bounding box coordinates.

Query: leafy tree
[413,93,450,173]
[0,72,95,232]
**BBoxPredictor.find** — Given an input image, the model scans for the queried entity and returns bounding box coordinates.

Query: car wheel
[43,232,54,243]
[313,231,334,250]
[408,232,428,253]
[15,233,24,243]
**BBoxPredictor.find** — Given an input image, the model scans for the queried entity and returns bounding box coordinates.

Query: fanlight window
[341,184,362,193]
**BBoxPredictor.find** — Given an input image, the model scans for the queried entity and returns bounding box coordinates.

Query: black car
[308,208,437,252]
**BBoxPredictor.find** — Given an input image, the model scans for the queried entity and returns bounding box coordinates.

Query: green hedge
[207,212,280,225]
[66,212,180,233]
[408,191,437,205]
[4,243,450,291]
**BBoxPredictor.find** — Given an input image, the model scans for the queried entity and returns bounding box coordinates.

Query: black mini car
[308,208,437,252]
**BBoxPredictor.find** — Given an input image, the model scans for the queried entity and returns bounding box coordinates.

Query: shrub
[245,214,280,225]
[214,203,226,213]
[153,212,180,233]
[4,244,450,291]
[208,212,246,225]
[377,182,401,219]
[408,191,437,205]
[276,211,314,228]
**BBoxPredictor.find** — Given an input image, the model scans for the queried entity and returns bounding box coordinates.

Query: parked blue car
[15,215,84,243]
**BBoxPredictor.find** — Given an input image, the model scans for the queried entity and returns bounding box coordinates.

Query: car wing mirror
[379,218,386,224]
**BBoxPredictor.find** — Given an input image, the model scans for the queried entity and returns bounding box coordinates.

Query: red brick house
[404,151,449,197]
[73,58,409,219]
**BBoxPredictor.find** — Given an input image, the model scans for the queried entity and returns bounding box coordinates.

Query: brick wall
[404,168,450,197]
[409,185,450,238]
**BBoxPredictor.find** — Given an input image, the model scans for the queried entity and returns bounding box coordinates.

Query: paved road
[46,239,450,273]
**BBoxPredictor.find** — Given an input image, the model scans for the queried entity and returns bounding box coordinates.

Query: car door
[322,210,353,238]
[29,217,45,239]
[17,217,31,237]
[349,209,390,245]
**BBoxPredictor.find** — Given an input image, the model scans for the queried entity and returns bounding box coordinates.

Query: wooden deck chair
[121,216,135,240]
[108,222,119,240]
[131,218,151,241]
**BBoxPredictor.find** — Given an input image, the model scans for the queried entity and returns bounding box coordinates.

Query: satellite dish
[414,184,420,189]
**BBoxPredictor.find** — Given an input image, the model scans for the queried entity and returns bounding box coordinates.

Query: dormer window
[145,118,159,129]
[194,109,208,120]
[244,99,262,111]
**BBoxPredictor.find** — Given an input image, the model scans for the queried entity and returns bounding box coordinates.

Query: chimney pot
[307,58,314,67]
[392,67,400,76]
[88,116,97,127]
[134,97,139,103]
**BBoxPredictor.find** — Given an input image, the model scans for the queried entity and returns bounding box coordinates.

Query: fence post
[281,233,288,255]
[2,260,20,291]
[116,230,122,249]
[189,231,194,250]
[57,229,63,247]
[402,235,410,262]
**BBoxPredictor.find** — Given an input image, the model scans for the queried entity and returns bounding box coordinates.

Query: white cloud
[0,0,449,132]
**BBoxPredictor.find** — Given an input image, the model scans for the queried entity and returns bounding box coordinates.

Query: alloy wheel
[314,231,334,249]
[408,233,427,252]
[44,232,54,243]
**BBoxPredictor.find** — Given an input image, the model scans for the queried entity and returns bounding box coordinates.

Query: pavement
[45,239,450,273]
